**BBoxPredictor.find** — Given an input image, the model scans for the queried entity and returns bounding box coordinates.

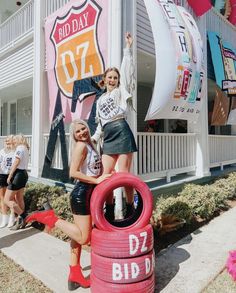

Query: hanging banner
[208,31,236,124]
[145,0,205,122]
[45,0,108,122]
[208,32,236,95]
[211,85,229,125]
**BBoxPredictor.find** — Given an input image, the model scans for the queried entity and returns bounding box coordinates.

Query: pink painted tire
[90,172,153,231]
[91,250,154,284]
[90,272,155,293]
[91,224,153,258]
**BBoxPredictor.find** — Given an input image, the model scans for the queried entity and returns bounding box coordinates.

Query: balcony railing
[0,0,34,52]
[45,0,71,17]
[209,135,236,168]
[1,133,236,181]
[137,133,196,181]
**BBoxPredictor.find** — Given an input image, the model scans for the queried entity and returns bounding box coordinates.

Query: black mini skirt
[102,119,138,155]
[70,181,95,215]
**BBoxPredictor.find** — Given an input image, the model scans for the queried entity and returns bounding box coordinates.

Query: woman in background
[0,135,15,228]
[4,134,29,230]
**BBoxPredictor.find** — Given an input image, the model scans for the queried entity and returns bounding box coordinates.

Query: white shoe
[0,214,9,228]
[7,214,16,228]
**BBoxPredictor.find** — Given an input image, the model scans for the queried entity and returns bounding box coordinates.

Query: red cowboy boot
[68,264,90,290]
[26,210,58,229]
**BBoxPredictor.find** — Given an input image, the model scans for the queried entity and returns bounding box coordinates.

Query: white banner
[144,0,205,121]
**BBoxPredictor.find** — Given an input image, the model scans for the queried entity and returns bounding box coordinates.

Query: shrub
[179,184,216,219]
[24,183,65,213]
[152,196,193,224]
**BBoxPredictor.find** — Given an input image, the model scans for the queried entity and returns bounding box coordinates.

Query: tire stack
[90,172,155,293]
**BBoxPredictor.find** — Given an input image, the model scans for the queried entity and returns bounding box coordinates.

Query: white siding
[0,43,33,89]
[137,0,155,56]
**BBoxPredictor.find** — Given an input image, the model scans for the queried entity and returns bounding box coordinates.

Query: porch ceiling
[0,78,32,102]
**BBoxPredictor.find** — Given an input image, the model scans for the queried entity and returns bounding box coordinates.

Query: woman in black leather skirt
[92,33,137,219]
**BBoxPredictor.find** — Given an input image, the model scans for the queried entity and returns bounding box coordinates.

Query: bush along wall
[152,172,236,233]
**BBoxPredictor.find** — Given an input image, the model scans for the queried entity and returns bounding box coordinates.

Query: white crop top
[14,145,29,170]
[0,149,14,174]
[80,143,102,176]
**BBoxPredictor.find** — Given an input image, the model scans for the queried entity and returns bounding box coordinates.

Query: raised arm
[120,32,135,94]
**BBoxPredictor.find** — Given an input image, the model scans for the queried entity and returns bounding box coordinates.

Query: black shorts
[7,169,28,191]
[103,119,138,155]
[0,174,8,188]
[70,181,95,215]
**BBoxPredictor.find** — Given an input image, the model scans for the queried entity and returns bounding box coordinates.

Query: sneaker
[9,216,26,231]
[0,215,9,228]
[7,214,16,228]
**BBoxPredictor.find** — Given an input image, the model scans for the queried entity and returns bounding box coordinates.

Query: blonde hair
[14,134,30,150]
[4,135,14,151]
[69,119,94,162]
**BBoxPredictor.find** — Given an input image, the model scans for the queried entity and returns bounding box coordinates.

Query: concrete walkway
[1,206,236,293]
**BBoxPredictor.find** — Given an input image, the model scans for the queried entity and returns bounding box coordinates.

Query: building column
[122,0,138,175]
[30,0,48,178]
[188,14,210,177]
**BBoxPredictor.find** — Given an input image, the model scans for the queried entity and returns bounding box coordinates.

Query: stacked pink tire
[90,172,155,293]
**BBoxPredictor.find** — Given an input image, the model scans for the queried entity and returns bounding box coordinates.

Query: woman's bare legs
[15,188,25,212]
[0,187,9,227]
[117,153,134,204]
[56,214,92,247]
[0,187,8,215]
[102,154,117,204]
[56,214,91,288]
[4,189,23,215]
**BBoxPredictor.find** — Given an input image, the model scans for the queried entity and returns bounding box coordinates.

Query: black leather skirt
[70,181,95,215]
[102,119,138,155]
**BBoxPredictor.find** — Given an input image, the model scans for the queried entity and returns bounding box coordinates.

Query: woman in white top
[26,119,110,290]
[92,33,137,220]
[4,134,29,230]
[0,135,15,228]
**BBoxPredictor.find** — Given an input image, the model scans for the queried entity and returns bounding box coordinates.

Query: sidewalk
[0,224,90,293]
[1,206,236,293]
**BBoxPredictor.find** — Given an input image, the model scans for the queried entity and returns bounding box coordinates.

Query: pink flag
[187,0,212,16]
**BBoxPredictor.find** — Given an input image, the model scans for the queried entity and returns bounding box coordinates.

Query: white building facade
[0,0,236,186]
